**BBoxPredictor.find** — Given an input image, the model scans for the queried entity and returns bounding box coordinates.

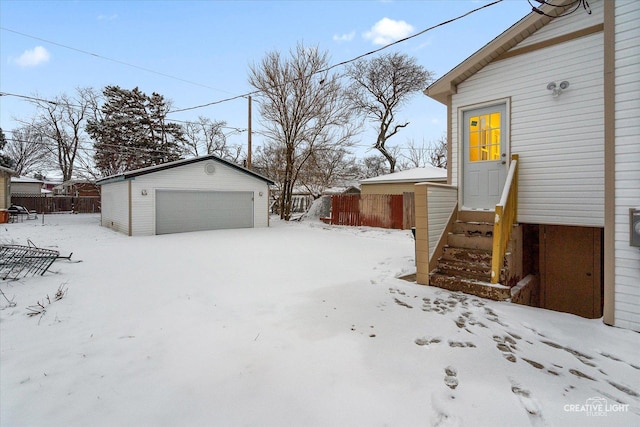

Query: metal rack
[0,241,60,280]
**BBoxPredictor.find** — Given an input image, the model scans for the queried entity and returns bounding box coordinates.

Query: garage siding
[129,160,269,236]
[100,181,130,235]
[156,190,254,234]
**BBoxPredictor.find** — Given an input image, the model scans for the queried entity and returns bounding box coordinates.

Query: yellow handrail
[491,154,519,284]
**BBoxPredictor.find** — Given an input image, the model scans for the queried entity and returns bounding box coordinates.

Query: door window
[468,112,501,162]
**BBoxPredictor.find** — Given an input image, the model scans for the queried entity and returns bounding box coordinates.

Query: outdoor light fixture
[547,80,570,97]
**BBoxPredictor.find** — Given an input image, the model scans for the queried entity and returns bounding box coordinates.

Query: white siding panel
[516,0,603,48]
[426,185,457,260]
[453,32,604,226]
[614,0,640,332]
[100,181,129,235]
[129,160,269,236]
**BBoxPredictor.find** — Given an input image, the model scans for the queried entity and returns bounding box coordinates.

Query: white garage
[97,155,274,236]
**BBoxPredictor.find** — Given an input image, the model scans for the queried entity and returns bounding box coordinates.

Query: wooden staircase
[429,211,512,301]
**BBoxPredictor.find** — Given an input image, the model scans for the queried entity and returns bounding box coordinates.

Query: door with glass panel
[462,104,508,210]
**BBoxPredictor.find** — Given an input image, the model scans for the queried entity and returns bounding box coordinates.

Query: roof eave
[424,0,573,104]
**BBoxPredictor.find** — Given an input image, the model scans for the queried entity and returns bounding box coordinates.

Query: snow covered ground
[1,214,638,427]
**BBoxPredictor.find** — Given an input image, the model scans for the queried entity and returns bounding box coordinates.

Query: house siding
[101,181,130,235]
[128,160,269,236]
[452,8,604,227]
[426,185,458,259]
[515,0,604,48]
[614,0,640,331]
[0,175,7,209]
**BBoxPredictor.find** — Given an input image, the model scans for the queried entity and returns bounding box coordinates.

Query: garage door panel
[156,190,254,234]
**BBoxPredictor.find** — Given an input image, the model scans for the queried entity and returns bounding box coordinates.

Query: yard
[0,214,638,427]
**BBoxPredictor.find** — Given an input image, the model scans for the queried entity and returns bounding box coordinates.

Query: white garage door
[156,190,254,235]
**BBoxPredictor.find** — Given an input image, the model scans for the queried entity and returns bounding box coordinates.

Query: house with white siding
[414,0,640,331]
[97,155,274,236]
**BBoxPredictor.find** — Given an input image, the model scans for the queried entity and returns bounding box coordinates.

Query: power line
[528,0,591,17]
[0,27,234,94]
[3,1,506,117]
[3,0,507,132]
[168,0,504,114]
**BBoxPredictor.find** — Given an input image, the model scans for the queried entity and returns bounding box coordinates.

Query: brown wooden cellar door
[540,225,603,319]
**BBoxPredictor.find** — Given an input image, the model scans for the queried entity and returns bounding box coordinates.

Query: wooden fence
[331,193,415,230]
[11,195,101,214]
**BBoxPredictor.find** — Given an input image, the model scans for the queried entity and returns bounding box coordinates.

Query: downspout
[128,180,132,237]
[603,0,615,326]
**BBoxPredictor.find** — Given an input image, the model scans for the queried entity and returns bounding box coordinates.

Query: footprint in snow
[444,366,458,390]
[510,381,544,425]
[494,334,518,363]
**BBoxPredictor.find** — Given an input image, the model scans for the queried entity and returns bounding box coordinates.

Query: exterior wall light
[547,80,570,97]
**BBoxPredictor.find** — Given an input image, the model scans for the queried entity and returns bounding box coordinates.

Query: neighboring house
[0,166,17,210]
[415,0,640,331]
[97,155,274,236]
[360,167,447,195]
[56,180,101,197]
[42,179,62,193]
[10,176,44,195]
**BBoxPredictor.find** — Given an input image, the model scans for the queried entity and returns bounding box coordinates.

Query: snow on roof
[11,176,44,184]
[360,166,447,184]
[97,154,274,186]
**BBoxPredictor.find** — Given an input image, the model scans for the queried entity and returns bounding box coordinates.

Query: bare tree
[297,147,359,198]
[248,42,358,220]
[427,135,447,169]
[399,139,430,170]
[5,123,51,176]
[27,87,100,181]
[358,154,389,179]
[346,52,433,173]
[182,117,244,163]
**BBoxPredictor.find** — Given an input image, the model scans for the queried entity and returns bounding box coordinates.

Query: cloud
[14,46,50,67]
[363,17,414,45]
[97,13,118,21]
[333,31,356,43]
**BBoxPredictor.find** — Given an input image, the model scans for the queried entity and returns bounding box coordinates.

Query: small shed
[97,155,274,236]
[10,176,44,195]
[360,167,447,195]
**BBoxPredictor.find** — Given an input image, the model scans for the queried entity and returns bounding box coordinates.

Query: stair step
[458,210,495,224]
[437,259,491,281]
[429,272,511,301]
[452,221,494,237]
[442,246,492,263]
[447,233,494,251]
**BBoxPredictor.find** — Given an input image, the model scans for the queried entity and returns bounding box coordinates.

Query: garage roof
[97,154,275,186]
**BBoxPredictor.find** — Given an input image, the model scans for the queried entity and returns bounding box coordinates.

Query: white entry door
[462,104,508,210]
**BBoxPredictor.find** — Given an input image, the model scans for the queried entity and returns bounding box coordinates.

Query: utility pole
[247,95,252,169]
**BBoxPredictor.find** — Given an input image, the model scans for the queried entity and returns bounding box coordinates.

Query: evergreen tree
[0,128,14,168]
[87,86,185,176]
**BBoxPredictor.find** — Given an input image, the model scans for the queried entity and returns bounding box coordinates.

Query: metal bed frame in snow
[0,240,60,280]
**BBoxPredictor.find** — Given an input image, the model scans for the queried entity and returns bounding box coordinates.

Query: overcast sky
[0,0,533,160]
